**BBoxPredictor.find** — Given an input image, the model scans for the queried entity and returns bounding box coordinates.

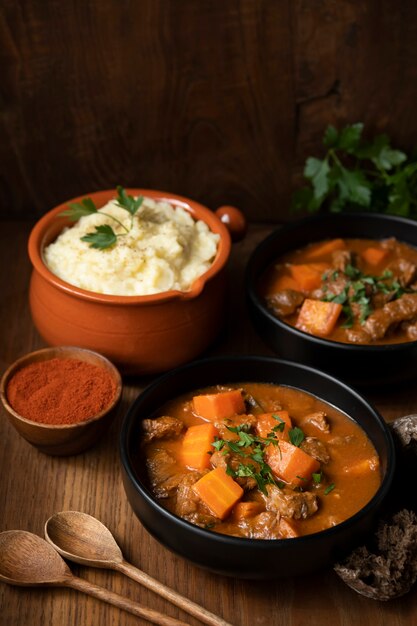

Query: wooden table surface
[1,221,416,626]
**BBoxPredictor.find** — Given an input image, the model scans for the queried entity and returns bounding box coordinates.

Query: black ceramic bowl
[120,356,395,579]
[246,213,417,386]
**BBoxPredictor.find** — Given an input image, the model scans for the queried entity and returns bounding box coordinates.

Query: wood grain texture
[291,0,417,185]
[1,220,417,625]
[1,1,417,220]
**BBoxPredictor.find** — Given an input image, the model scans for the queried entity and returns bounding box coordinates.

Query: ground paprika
[6,358,117,425]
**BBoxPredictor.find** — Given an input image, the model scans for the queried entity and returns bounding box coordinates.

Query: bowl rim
[246,212,417,352]
[120,354,396,547]
[28,188,232,305]
[0,346,123,429]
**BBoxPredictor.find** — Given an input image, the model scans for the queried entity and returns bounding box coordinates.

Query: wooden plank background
[1,0,417,220]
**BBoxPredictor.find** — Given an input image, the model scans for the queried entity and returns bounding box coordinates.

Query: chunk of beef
[344,328,372,344]
[300,436,330,464]
[332,249,354,272]
[328,435,355,446]
[264,485,318,520]
[250,512,282,539]
[146,448,185,498]
[303,411,330,434]
[320,271,349,299]
[175,472,204,516]
[388,258,417,287]
[215,413,257,440]
[380,237,398,251]
[210,449,257,491]
[279,517,299,538]
[142,416,184,444]
[174,470,219,528]
[400,320,417,340]
[248,512,301,539]
[266,289,304,318]
[174,473,219,528]
[252,399,284,413]
[363,294,417,340]
[244,392,267,413]
[371,290,396,310]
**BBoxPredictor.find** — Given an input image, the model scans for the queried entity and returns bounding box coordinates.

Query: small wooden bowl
[0,346,122,456]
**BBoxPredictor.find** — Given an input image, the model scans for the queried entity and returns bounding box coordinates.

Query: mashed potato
[44,197,220,295]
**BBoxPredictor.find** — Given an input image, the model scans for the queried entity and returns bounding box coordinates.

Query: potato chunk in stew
[141,383,381,539]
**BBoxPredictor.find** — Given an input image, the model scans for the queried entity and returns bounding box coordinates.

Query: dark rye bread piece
[334,414,417,600]
[334,509,417,600]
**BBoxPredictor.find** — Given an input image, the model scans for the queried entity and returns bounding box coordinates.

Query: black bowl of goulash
[120,356,395,579]
[246,213,417,386]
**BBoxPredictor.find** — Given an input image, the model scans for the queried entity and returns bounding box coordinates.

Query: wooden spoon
[0,530,189,626]
[45,511,231,626]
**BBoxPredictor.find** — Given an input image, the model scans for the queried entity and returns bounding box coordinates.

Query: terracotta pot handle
[215,206,247,242]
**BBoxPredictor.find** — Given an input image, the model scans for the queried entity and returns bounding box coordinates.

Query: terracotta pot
[28,189,245,375]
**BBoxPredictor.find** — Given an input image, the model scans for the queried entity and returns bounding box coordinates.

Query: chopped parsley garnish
[271,414,286,433]
[211,422,322,496]
[312,472,322,484]
[288,426,305,447]
[211,424,284,495]
[322,263,407,326]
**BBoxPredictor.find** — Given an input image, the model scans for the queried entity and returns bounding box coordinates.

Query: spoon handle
[67,574,190,626]
[116,560,233,626]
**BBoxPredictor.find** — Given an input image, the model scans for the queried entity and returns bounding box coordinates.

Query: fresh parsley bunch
[293,123,417,217]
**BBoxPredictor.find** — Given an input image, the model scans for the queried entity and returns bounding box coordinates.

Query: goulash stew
[260,237,417,344]
[141,384,380,539]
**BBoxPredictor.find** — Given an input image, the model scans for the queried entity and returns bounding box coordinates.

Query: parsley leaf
[271,414,286,433]
[59,185,144,250]
[213,424,289,494]
[312,472,322,484]
[212,438,226,451]
[116,185,144,216]
[288,426,305,447]
[292,123,417,219]
[304,157,331,202]
[80,224,117,249]
[322,262,408,326]
[60,197,98,220]
[324,483,336,495]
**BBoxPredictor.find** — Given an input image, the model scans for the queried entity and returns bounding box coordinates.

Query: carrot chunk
[264,274,300,296]
[361,247,389,266]
[181,423,219,471]
[255,411,292,441]
[192,467,244,520]
[232,501,264,521]
[193,390,245,421]
[296,299,342,337]
[265,440,320,487]
[289,263,329,292]
[304,238,346,260]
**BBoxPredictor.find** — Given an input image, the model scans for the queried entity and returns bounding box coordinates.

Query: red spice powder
[6,358,118,425]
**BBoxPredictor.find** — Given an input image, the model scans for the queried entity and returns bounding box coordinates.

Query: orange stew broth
[142,383,381,538]
[260,237,417,344]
